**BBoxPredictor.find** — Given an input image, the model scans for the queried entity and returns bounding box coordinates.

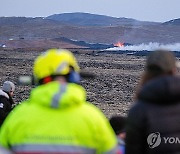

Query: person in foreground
[0,81,15,126]
[0,49,118,154]
[126,50,180,154]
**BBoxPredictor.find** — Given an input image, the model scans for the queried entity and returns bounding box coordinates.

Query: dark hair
[109,116,126,135]
[135,65,174,99]
[135,49,176,99]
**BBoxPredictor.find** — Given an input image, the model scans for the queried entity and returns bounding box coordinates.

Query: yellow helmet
[33,49,80,81]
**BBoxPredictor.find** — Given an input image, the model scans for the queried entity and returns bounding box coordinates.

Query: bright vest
[0,82,118,154]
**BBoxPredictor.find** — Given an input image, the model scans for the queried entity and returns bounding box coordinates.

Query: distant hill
[0,17,30,25]
[0,17,60,26]
[163,18,180,25]
[46,12,159,26]
[0,13,179,47]
[0,13,159,27]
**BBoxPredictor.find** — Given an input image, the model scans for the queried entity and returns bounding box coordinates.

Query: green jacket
[0,82,117,153]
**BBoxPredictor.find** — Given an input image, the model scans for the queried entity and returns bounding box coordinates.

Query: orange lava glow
[114,42,124,47]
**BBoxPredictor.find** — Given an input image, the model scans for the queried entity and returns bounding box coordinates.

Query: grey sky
[0,0,179,22]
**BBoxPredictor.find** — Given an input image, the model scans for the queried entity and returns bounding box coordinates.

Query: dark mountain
[163,18,180,25]
[0,17,30,25]
[46,12,159,26]
[0,17,61,26]
[0,13,159,27]
[0,13,179,46]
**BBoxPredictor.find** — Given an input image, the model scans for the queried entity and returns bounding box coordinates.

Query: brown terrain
[0,49,145,117]
[0,13,180,49]
[0,13,179,117]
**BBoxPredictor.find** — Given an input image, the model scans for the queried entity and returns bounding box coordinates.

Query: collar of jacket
[138,76,180,105]
[29,81,86,109]
[0,89,9,99]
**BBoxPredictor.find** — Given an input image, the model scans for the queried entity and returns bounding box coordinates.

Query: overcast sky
[0,0,179,22]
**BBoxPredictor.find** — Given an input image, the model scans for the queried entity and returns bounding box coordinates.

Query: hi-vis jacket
[0,82,118,154]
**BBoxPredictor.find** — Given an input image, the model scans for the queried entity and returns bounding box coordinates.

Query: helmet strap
[38,76,53,85]
[68,71,80,83]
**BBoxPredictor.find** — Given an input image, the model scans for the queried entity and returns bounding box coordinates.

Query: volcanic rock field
[0,49,146,117]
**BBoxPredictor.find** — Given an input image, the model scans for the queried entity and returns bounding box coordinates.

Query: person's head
[140,49,177,87]
[2,81,15,97]
[109,116,126,140]
[33,49,80,85]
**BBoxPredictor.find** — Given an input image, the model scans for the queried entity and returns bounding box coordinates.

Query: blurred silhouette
[126,50,180,154]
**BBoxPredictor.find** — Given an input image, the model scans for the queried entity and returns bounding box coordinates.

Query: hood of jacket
[138,76,180,105]
[29,81,86,109]
[0,89,9,99]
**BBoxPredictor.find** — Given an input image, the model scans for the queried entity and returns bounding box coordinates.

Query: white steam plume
[107,42,180,51]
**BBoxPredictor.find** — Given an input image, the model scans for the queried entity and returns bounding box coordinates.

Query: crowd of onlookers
[0,49,179,154]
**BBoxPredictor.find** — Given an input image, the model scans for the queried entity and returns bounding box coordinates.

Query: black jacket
[126,76,180,154]
[0,89,14,126]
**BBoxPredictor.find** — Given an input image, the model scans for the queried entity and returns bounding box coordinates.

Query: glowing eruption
[107,42,180,51]
[114,42,124,47]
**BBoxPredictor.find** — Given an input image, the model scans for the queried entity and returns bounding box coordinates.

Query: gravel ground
[0,49,146,117]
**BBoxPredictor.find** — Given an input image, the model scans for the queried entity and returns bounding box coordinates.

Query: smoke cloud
[107,42,180,51]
